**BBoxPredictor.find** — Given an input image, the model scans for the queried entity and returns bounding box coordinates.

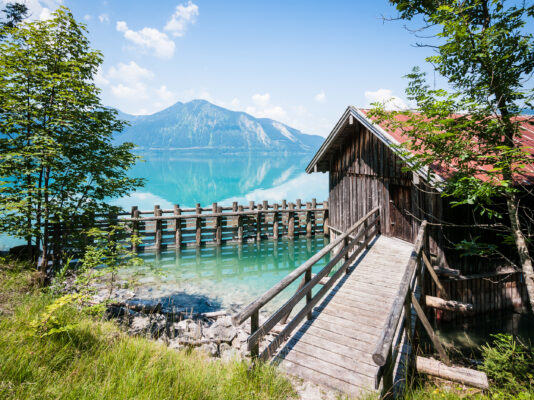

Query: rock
[206,316,237,343]
[219,342,241,363]
[128,314,166,338]
[197,342,218,357]
[171,319,202,340]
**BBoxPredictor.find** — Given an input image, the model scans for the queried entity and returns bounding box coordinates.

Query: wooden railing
[48,199,329,252]
[232,207,381,360]
[372,220,451,392]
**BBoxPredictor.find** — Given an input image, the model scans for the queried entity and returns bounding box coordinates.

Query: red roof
[360,109,534,185]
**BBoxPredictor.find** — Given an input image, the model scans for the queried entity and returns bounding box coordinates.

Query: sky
[5,0,448,137]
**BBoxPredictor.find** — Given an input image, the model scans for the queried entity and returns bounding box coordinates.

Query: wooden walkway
[273,235,414,397]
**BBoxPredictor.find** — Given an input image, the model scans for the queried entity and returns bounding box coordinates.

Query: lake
[0,151,329,251]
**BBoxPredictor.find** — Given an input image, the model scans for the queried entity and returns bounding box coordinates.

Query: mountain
[113,100,324,153]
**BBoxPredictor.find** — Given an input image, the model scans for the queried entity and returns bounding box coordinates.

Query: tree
[0,7,143,272]
[0,2,28,38]
[370,0,534,310]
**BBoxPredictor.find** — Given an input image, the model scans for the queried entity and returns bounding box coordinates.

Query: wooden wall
[328,121,443,250]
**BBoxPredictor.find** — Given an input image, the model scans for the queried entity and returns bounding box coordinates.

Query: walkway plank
[275,235,414,397]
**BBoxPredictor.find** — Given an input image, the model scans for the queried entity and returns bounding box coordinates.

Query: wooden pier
[233,212,457,398]
[48,199,328,252]
[123,199,328,250]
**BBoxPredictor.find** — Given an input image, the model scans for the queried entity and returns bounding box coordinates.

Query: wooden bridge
[233,208,450,398]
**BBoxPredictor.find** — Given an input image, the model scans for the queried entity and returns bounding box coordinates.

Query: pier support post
[154,205,162,250]
[256,203,262,242]
[196,203,202,246]
[273,203,279,240]
[216,206,222,245]
[311,198,317,235]
[174,204,181,249]
[306,202,312,238]
[237,205,244,243]
[288,202,295,239]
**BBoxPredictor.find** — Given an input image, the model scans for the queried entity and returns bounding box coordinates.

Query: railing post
[174,204,181,249]
[344,236,349,274]
[154,205,162,250]
[305,267,312,320]
[273,203,279,240]
[237,205,244,243]
[250,310,259,358]
[323,200,329,236]
[404,293,412,344]
[196,203,202,246]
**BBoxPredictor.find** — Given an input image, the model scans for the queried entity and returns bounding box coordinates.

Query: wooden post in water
[131,206,139,252]
[237,205,244,243]
[296,199,302,236]
[273,203,279,240]
[256,203,262,242]
[174,204,182,249]
[311,198,317,235]
[154,205,162,250]
[323,200,329,236]
[196,203,202,246]
[288,202,295,239]
[216,206,222,245]
[306,202,312,238]
[212,202,218,244]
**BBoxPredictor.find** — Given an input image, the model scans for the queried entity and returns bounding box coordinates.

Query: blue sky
[12,0,445,136]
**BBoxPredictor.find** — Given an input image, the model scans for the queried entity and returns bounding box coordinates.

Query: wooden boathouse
[232,106,530,398]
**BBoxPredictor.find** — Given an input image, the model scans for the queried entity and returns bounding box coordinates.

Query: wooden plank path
[273,235,414,397]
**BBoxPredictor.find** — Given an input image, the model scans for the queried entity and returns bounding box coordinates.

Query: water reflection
[119,236,330,314]
[113,151,328,209]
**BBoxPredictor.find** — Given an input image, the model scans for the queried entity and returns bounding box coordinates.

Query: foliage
[0,7,143,270]
[0,2,28,38]
[0,262,296,400]
[480,334,534,396]
[370,1,534,272]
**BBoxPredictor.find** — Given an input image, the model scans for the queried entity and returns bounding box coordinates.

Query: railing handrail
[372,220,428,366]
[232,206,380,327]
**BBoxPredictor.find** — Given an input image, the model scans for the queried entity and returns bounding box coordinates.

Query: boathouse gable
[307,106,442,244]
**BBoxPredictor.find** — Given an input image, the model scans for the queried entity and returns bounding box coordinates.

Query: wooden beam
[425,296,474,314]
[412,293,451,366]
[423,252,449,300]
[416,357,489,390]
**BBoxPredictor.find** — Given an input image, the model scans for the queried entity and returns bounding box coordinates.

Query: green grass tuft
[0,259,296,400]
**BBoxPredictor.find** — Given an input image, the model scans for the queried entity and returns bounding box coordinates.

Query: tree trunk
[506,194,534,313]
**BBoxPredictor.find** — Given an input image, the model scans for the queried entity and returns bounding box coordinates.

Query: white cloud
[314,90,326,103]
[98,13,109,23]
[364,88,408,110]
[94,67,109,86]
[83,14,92,21]
[117,21,175,58]
[111,82,148,100]
[246,93,287,121]
[164,1,199,37]
[108,61,154,82]
[156,85,176,103]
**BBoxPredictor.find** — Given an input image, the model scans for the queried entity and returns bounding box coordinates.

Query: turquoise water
[0,151,329,250]
[119,235,332,315]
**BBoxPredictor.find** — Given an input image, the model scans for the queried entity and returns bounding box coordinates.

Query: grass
[0,259,296,400]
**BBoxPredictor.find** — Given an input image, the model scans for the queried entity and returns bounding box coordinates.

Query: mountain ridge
[114,99,324,153]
